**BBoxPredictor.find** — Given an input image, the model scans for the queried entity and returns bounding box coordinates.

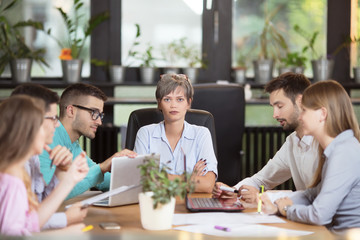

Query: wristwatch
[283,205,290,214]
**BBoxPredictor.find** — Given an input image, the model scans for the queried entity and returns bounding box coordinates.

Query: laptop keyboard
[191,198,223,208]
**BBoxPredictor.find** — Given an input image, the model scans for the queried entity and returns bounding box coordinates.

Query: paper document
[65,184,139,209]
[174,223,313,237]
[173,212,286,225]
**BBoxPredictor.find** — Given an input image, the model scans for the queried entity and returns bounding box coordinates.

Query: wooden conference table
[56,192,337,240]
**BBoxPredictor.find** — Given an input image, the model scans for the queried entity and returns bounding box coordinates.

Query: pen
[220,185,239,193]
[82,225,93,232]
[214,225,231,232]
[257,185,264,213]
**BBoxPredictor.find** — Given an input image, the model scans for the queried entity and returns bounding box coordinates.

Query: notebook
[92,154,159,207]
[181,148,244,212]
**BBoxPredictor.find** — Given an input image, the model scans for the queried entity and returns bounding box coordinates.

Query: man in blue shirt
[39,83,136,199]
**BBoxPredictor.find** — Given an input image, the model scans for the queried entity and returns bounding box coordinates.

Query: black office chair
[125,108,217,156]
[192,83,245,186]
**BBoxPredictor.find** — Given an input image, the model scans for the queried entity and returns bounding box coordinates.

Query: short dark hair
[264,72,311,104]
[59,83,107,117]
[11,83,59,112]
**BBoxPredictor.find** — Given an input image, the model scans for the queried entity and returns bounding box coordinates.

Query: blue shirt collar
[324,129,354,158]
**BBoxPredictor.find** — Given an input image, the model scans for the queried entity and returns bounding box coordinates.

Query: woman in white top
[261,80,360,233]
[134,74,217,193]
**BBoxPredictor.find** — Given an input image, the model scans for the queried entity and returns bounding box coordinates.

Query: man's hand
[65,202,88,225]
[99,149,137,173]
[239,185,259,203]
[212,182,237,198]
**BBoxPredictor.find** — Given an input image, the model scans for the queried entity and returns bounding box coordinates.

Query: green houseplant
[91,23,141,83]
[53,0,109,83]
[294,24,333,81]
[138,154,194,230]
[0,0,49,82]
[135,43,159,84]
[253,3,288,83]
[179,37,206,83]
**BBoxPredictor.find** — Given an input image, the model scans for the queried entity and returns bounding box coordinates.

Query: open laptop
[181,148,244,212]
[93,154,160,207]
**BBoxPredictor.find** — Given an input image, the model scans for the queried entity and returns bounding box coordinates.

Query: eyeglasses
[44,116,59,124]
[72,104,104,121]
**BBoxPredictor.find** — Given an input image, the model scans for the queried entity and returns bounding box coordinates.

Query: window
[232,0,327,77]
[1,0,90,78]
[121,0,202,68]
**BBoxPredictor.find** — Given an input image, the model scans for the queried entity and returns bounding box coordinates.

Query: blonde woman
[261,80,360,233]
[0,96,89,236]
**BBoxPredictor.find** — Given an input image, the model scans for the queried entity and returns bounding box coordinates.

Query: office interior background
[0,0,359,186]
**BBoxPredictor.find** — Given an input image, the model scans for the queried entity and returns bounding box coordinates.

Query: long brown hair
[0,95,45,211]
[302,80,360,187]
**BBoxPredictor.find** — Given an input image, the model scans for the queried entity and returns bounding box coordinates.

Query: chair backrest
[191,83,245,186]
[125,108,217,155]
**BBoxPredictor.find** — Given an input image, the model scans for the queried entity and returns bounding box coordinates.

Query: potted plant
[161,38,186,74]
[51,0,109,83]
[294,24,333,82]
[253,3,288,84]
[90,24,141,84]
[138,154,194,230]
[180,38,206,83]
[279,51,307,75]
[135,44,159,84]
[349,36,360,83]
[0,0,49,83]
[233,52,247,84]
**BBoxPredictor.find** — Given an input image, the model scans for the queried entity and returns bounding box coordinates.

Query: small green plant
[123,23,141,66]
[294,24,319,59]
[136,44,158,67]
[234,52,247,68]
[138,154,194,209]
[53,0,109,59]
[161,37,186,67]
[0,0,49,74]
[280,51,307,67]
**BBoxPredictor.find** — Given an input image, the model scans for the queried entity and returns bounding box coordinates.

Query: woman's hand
[275,197,293,217]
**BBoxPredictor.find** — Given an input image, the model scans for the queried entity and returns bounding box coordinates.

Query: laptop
[93,154,159,207]
[181,148,244,212]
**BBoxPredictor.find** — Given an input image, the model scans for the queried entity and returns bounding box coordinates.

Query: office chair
[192,83,245,186]
[125,108,217,156]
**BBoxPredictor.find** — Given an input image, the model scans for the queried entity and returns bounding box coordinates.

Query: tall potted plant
[0,0,49,83]
[135,44,158,84]
[52,0,109,83]
[253,3,288,84]
[138,154,194,230]
[161,38,186,74]
[294,24,333,82]
[181,40,206,83]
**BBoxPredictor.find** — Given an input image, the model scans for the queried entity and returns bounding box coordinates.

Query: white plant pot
[138,192,176,230]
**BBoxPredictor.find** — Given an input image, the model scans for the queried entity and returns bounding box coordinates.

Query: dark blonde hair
[302,80,360,187]
[155,74,194,105]
[0,95,45,211]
